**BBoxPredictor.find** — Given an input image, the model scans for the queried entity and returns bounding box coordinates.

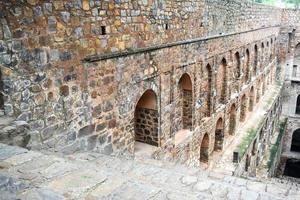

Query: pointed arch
[214,117,224,151]
[249,86,255,112]
[256,79,261,103]
[178,73,193,130]
[240,94,247,122]
[229,104,237,135]
[217,58,227,105]
[245,154,250,172]
[254,45,258,76]
[200,133,209,163]
[134,89,159,146]
[206,64,212,117]
[244,49,250,84]
[234,52,241,79]
[296,95,300,114]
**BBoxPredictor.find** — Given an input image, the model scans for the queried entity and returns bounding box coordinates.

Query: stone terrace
[0,143,299,200]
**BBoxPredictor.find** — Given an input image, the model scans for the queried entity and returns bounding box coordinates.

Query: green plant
[238,128,257,158]
[267,118,287,170]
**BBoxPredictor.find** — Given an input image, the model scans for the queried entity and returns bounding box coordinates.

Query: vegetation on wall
[238,128,258,158]
[267,118,287,170]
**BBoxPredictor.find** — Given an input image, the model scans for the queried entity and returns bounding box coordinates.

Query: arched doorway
[217,58,227,105]
[249,86,254,112]
[261,42,265,69]
[229,104,236,135]
[240,94,247,122]
[200,133,209,163]
[134,90,159,146]
[256,79,261,103]
[296,95,300,114]
[254,45,258,75]
[291,129,300,152]
[244,49,250,84]
[252,139,257,156]
[245,154,250,172]
[0,70,3,110]
[214,117,224,151]
[206,64,212,117]
[178,73,193,130]
[234,52,241,92]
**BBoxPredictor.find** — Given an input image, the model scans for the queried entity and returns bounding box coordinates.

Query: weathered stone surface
[78,124,95,138]
[0,144,295,200]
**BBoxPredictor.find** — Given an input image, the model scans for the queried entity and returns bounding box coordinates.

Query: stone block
[78,124,95,138]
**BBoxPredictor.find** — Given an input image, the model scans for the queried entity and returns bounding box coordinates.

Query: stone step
[0,144,299,200]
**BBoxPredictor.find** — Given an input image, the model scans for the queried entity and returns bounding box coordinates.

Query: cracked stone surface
[0,143,299,200]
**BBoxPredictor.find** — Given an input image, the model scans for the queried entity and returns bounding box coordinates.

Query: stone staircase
[0,143,299,200]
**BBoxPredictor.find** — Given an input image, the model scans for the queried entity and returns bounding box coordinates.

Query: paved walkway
[0,143,299,200]
[209,83,281,174]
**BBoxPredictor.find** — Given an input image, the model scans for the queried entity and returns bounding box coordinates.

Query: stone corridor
[0,143,299,200]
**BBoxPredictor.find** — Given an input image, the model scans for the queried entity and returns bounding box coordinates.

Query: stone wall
[0,0,284,162]
[234,94,282,177]
[134,107,158,146]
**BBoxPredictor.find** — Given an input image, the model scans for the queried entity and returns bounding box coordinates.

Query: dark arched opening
[217,58,227,105]
[206,64,212,117]
[245,154,250,172]
[234,52,241,92]
[240,94,247,122]
[214,117,224,151]
[134,90,159,146]
[256,79,261,103]
[254,45,258,75]
[261,42,265,69]
[296,95,300,114]
[283,159,300,178]
[249,86,254,112]
[178,73,193,130]
[291,129,300,152]
[229,104,236,135]
[200,133,209,163]
[244,49,250,84]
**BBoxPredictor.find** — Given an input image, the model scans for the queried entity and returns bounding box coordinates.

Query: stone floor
[0,143,299,200]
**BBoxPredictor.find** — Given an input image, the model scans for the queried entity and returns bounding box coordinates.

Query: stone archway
[296,95,300,114]
[254,45,258,75]
[229,104,237,135]
[178,73,193,130]
[214,117,224,151]
[206,64,212,117]
[240,94,247,122]
[134,90,159,146]
[291,129,300,152]
[234,52,241,92]
[200,133,209,163]
[216,58,227,105]
[244,49,250,84]
[256,79,261,103]
[249,86,254,112]
[245,154,250,172]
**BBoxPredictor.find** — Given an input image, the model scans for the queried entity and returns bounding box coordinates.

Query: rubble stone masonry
[0,0,295,168]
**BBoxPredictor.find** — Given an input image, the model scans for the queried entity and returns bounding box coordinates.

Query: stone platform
[0,144,299,200]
